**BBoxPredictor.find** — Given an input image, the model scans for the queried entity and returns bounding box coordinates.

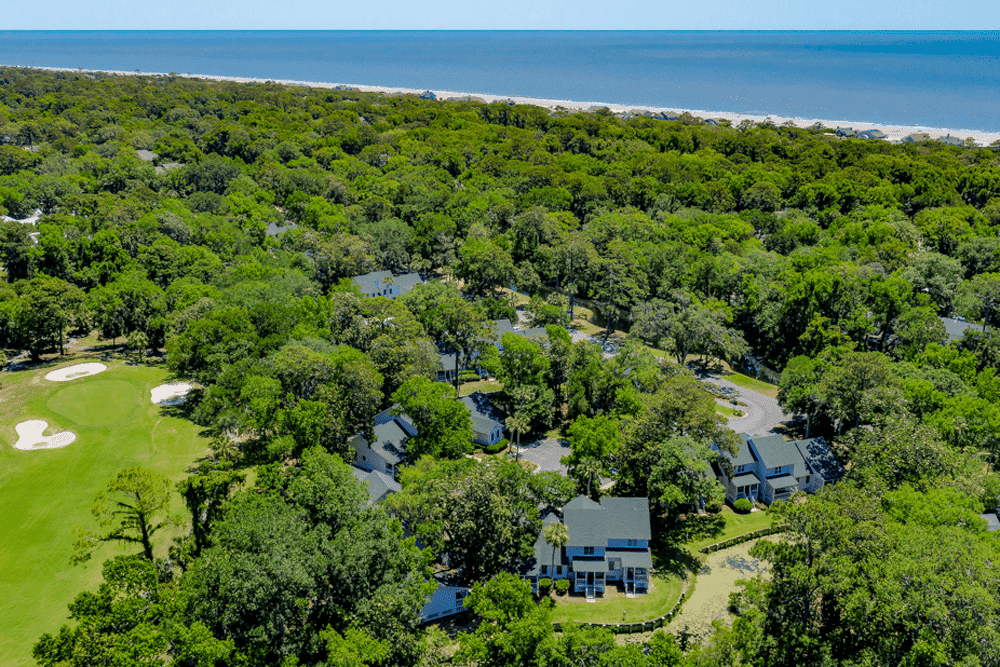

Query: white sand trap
[45,363,107,382]
[14,420,77,450]
[150,382,193,406]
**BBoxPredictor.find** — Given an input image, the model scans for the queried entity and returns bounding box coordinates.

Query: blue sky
[6,0,1000,30]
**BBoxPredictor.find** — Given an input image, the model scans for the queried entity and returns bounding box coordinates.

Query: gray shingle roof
[563,496,651,546]
[135,149,158,162]
[794,437,845,482]
[392,272,424,295]
[155,162,184,174]
[940,317,981,341]
[752,434,807,476]
[494,319,515,345]
[981,513,1000,532]
[266,221,299,237]
[527,513,568,576]
[767,475,799,490]
[351,467,402,506]
[570,559,607,572]
[459,391,505,440]
[607,549,653,569]
[370,419,409,465]
[352,270,393,297]
[732,472,761,486]
[730,434,758,467]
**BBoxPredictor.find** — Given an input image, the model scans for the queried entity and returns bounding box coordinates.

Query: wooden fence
[551,589,689,635]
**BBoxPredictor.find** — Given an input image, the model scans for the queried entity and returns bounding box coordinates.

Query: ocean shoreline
[15,64,1000,147]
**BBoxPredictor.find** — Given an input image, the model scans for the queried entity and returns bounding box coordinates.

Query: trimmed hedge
[555,578,570,595]
[733,498,753,514]
[698,524,789,554]
[538,577,552,596]
[483,438,509,454]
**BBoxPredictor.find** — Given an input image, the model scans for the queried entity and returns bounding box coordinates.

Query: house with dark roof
[419,90,437,100]
[712,433,844,505]
[460,391,506,446]
[903,133,931,143]
[835,127,855,138]
[436,319,550,383]
[857,129,887,140]
[349,408,417,478]
[351,271,424,299]
[350,467,402,507]
[525,495,653,599]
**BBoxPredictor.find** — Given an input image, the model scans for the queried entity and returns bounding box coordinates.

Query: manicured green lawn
[0,359,210,667]
[458,378,504,397]
[548,573,683,625]
[721,372,778,398]
[685,509,775,553]
[714,404,744,418]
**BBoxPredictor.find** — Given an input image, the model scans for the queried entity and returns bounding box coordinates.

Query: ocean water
[0,31,998,132]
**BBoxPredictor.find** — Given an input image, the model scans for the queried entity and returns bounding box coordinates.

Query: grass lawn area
[0,357,211,667]
[685,509,775,553]
[714,404,744,418]
[549,573,683,625]
[458,378,503,397]
[722,371,779,398]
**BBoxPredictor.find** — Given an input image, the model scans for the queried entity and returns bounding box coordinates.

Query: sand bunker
[14,420,77,450]
[150,382,193,406]
[45,363,107,382]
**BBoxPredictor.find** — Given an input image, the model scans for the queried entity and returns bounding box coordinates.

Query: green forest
[2,66,1000,667]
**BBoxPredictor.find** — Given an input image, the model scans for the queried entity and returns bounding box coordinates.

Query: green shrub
[538,577,552,596]
[459,370,481,382]
[554,578,570,595]
[705,499,722,514]
[734,498,753,514]
[483,438,509,454]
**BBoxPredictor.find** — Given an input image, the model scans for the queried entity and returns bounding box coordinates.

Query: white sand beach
[44,363,107,382]
[19,64,1000,147]
[14,420,76,450]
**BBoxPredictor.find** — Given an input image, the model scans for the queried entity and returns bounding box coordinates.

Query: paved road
[699,373,789,436]
[515,437,571,474]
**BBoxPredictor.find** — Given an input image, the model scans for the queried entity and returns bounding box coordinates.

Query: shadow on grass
[652,513,727,577]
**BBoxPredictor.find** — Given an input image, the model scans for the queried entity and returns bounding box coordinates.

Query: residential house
[938,134,966,147]
[903,132,931,143]
[460,391,506,446]
[419,90,437,100]
[856,129,887,140]
[349,408,417,477]
[351,270,424,299]
[436,319,549,382]
[940,316,982,342]
[525,496,653,599]
[136,149,159,162]
[835,127,855,138]
[265,221,299,237]
[155,162,184,174]
[350,467,402,507]
[419,584,470,622]
[712,433,845,505]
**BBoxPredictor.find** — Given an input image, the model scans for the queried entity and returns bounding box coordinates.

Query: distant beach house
[525,496,653,599]
[349,408,418,478]
[938,134,967,147]
[712,433,844,505]
[856,129,887,140]
[419,90,437,100]
[835,127,855,138]
[903,132,931,143]
[351,271,424,299]
[459,391,506,446]
[419,584,470,623]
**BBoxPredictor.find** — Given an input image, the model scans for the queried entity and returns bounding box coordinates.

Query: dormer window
[584,546,595,556]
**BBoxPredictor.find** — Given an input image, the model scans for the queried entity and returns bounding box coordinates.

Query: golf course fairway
[0,359,210,667]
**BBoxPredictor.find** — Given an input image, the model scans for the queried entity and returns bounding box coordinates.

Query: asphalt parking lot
[514,437,571,474]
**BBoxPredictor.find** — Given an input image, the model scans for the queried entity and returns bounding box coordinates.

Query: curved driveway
[700,373,789,436]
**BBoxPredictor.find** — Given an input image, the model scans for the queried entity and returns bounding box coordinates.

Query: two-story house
[526,495,653,600]
[713,433,845,505]
[351,270,423,299]
[459,391,506,446]
[348,408,418,478]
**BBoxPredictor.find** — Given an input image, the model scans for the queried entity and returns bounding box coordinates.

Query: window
[541,565,548,575]
[556,566,562,575]
[609,561,615,571]
[627,539,638,547]
[806,475,810,484]
[583,547,595,556]
[456,591,465,600]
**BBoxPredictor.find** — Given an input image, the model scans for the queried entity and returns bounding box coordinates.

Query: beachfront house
[525,496,653,600]
[351,271,424,299]
[712,433,844,505]
[419,584,470,623]
[459,391,506,446]
[835,127,855,137]
[903,133,931,143]
[419,90,437,100]
[348,408,418,478]
[856,129,887,140]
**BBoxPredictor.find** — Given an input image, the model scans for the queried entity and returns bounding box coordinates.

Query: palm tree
[542,521,570,583]
[571,457,604,498]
